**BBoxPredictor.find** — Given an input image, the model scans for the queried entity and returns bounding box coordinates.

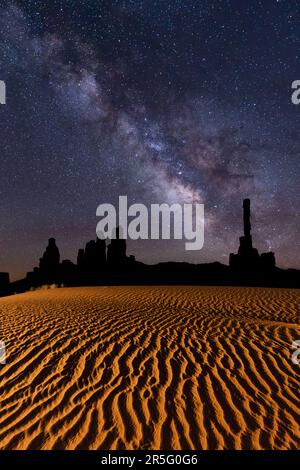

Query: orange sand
[0,286,299,450]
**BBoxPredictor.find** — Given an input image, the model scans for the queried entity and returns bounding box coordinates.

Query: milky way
[0,1,299,279]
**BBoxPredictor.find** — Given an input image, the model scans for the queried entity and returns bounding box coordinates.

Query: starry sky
[0,0,299,280]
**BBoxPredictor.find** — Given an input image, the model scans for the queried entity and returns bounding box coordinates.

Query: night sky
[0,0,299,280]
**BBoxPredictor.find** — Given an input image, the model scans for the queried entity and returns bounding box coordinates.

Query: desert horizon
[0,285,299,450]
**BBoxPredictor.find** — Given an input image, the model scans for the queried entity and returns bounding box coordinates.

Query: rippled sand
[0,286,299,450]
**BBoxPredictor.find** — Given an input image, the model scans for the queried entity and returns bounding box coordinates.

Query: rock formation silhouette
[77,237,106,273]
[0,272,10,296]
[229,199,276,271]
[1,198,299,297]
[107,226,127,268]
[39,238,60,279]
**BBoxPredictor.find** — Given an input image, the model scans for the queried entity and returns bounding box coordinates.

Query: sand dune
[0,286,299,450]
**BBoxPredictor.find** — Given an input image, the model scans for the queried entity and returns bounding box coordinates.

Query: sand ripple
[0,286,299,449]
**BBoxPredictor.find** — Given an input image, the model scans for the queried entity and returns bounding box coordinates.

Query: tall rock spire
[229,198,276,271]
[243,198,251,239]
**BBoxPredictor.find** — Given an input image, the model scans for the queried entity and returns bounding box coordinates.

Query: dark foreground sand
[0,286,299,450]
